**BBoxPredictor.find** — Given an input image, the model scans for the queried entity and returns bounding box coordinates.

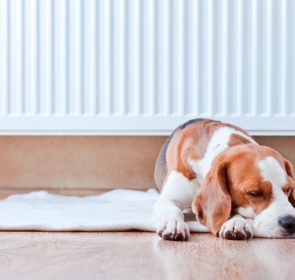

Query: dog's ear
[284,159,295,208]
[192,161,231,235]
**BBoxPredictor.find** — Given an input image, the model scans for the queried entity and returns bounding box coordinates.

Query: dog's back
[154,118,217,190]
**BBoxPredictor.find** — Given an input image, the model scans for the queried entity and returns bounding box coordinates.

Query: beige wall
[0,136,294,196]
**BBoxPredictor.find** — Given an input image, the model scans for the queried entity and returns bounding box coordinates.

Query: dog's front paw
[157,220,190,241]
[219,217,253,240]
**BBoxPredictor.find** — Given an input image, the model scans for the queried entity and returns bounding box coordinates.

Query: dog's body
[153,119,295,241]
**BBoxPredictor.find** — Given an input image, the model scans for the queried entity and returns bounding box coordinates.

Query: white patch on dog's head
[258,157,287,192]
[251,156,295,238]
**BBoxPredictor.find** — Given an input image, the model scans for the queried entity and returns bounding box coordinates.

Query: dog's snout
[279,216,295,234]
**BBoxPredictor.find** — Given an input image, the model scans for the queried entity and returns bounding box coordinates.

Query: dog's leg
[153,199,189,241]
[219,214,254,240]
[152,171,199,241]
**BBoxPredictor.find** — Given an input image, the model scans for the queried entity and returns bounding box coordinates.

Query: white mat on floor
[0,189,208,232]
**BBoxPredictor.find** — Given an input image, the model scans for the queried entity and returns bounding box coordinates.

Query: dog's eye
[283,188,292,196]
[248,191,263,197]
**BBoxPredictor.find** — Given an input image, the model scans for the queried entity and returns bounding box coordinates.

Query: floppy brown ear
[284,159,295,207]
[192,161,231,235]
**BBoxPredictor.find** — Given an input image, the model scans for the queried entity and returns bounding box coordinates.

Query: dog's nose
[278,216,295,234]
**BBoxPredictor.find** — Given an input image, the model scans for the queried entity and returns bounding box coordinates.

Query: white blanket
[0,188,208,232]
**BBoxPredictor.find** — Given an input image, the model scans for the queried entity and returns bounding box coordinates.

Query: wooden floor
[0,232,294,280]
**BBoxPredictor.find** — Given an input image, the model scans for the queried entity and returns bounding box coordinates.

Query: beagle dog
[153,119,295,241]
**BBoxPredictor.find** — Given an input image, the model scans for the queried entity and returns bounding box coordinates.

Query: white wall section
[0,0,295,135]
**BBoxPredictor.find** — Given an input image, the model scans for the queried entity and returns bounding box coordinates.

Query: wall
[0,136,294,197]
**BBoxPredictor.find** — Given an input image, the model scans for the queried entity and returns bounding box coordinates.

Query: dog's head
[192,144,295,238]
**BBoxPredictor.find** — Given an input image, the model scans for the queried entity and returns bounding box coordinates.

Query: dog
[152,119,295,241]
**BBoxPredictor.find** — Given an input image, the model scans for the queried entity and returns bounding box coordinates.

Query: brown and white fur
[152,119,295,241]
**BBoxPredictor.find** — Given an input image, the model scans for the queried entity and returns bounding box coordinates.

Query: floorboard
[0,232,293,280]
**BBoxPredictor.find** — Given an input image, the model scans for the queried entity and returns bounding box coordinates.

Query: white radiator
[0,0,295,135]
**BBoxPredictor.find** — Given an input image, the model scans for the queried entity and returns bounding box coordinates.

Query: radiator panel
[0,0,295,135]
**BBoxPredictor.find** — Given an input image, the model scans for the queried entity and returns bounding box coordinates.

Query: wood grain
[0,232,293,280]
